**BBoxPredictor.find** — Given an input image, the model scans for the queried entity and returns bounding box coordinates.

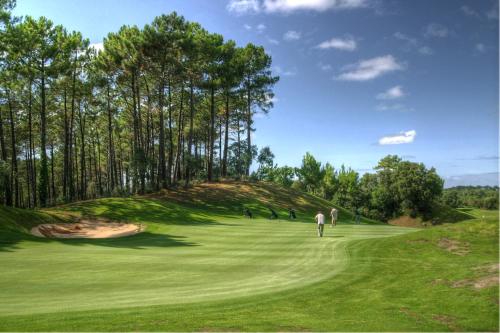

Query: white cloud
[378,130,416,145]
[227,0,260,14]
[376,85,405,100]
[336,55,404,81]
[263,0,369,13]
[418,46,434,55]
[274,65,297,76]
[393,32,417,45]
[266,36,280,44]
[244,24,252,30]
[256,23,266,32]
[283,30,301,41]
[461,5,479,17]
[318,62,333,71]
[89,42,104,53]
[424,23,449,38]
[317,37,357,51]
[475,43,486,53]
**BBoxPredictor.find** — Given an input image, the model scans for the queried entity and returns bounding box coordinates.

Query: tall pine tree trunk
[158,76,166,189]
[7,90,19,207]
[0,99,12,206]
[185,81,195,187]
[39,62,49,207]
[222,91,230,177]
[246,86,252,177]
[207,85,215,182]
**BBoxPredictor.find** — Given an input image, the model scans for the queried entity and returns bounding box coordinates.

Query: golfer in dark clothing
[270,208,278,219]
[354,208,361,224]
[244,208,253,219]
[288,208,296,219]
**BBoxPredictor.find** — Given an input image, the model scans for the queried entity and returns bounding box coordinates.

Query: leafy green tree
[320,162,338,200]
[271,166,295,188]
[296,152,323,195]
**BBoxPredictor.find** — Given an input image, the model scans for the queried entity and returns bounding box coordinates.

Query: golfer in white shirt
[315,211,325,237]
[330,208,338,227]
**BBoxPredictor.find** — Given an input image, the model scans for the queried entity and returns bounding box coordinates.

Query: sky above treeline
[13,0,499,186]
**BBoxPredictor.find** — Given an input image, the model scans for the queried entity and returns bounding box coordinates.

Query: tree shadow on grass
[0,230,198,252]
[58,197,234,227]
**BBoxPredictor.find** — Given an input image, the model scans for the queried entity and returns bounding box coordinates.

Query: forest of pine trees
[0,1,279,208]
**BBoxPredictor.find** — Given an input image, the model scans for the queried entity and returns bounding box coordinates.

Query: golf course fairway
[0,182,498,331]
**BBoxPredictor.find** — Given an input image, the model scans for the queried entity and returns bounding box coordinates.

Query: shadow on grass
[58,197,232,227]
[0,230,197,252]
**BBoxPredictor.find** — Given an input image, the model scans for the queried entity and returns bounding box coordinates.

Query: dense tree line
[255,149,444,221]
[442,186,498,210]
[0,1,278,207]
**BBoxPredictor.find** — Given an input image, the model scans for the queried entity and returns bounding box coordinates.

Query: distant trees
[360,155,443,220]
[0,5,278,207]
[442,186,499,210]
[258,152,445,222]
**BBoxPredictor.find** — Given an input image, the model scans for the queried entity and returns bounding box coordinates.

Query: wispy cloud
[424,23,449,38]
[256,23,266,33]
[456,155,499,161]
[376,85,405,100]
[460,3,498,20]
[486,3,499,20]
[263,0,370,13]
[266,36,280,45]
[283,30,301,41]
[393,32,417,46]
[393,32,433,56]
[461,5,480,18]
[475,43,486,53]
[376,103,413,112]
[418,46,434,55]
[336,55,404,81]
[227,0,370,14]
[227,0,260,14]
[317,36,357,51]
[378,130,416,145]
[244,23,252,30]
[273,65,297,76]
[318,62,333,71]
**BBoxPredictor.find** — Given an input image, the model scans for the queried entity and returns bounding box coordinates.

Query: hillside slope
[43,181,376,225]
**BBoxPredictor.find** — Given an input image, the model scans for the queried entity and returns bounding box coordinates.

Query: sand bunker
[31,219,144,239]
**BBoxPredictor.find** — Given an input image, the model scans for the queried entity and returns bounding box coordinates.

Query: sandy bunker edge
[31,219,145,239]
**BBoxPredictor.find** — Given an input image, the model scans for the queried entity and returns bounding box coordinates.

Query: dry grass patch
[437,237,470,256]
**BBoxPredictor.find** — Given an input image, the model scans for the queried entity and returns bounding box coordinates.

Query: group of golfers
[244,205,360,237]
[314,208,361,237]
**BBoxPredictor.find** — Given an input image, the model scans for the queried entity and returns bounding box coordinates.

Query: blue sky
[13,0,499,186]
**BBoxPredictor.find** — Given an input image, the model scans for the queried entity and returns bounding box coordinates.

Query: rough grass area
[0,182,497,331]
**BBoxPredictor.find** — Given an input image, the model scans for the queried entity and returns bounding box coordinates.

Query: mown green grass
[0,182,497,331]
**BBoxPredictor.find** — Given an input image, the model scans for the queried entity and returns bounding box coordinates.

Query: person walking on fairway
[330,207,338,227]
[354,207,361,224]
[315,210,325,237]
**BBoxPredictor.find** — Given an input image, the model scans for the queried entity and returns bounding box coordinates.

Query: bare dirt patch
[437,238,470,256]
[389,216,423,227]
[31,219,144,239]
[445,264,499,290]
[432,314,460,331]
